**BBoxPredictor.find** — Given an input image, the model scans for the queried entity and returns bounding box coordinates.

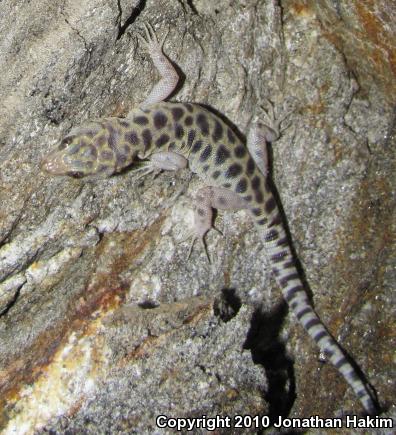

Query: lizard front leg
[132,151,188,180]
[134,23,179,111]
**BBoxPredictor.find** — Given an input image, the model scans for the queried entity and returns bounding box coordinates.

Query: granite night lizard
[41,23,377,415]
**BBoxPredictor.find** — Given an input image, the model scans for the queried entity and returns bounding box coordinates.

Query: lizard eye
[58,136,76,150]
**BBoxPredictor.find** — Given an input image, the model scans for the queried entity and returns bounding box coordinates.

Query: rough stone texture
[0,0,394,433]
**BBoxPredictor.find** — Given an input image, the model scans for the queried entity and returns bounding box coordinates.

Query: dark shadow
[116,0,147,41]
[185,0,199,14]
[168,60,186,99]
[138,300,159,309]
[0,283,23,317]
[176,0,199,15]
[213,288,242,322]
[244,301,296,425]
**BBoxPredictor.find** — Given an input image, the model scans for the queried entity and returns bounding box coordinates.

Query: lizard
[41,23,377,415]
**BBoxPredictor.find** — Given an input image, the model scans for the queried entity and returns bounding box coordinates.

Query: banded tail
[250,199,378,415]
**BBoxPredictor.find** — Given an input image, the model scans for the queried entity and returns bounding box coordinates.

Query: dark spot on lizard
[200,144,212,162]
[212,120,223,142]
[196,113,209,136]
[255,189,264,203]
[276,237,289,247]
[212,170,221,179]
[108,125,118,149]
[235,178,248,193]
[215,145,231,165]
[246,157,255,175]
[184,103,194,113]
[264,177,272,193]
[187,130,196,148]
[125,131,139,145]
[268,213,282,227]
[184,116,193,126]
[251,175,261,190]
[271,251,288,263]
[142,129,152,150]
[133,116,149,125]
[191,140,203,153]
[234,145,247,158]
[174,124,184,139]
[171,107,184,121]
[283,260,295,270]
[154,111,168,129]
[227,128,236,144]
[225,163,243,178]
[265,197,276,213]
[285,285,303,303]
[95,135,107,147]
[265,229,279,242]
[156,134,170,148]
[257,218,268,225]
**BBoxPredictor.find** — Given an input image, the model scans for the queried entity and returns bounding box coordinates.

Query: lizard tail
[251,207,378,415]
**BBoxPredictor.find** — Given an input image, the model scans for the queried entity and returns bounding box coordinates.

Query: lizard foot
[256,98,295,142]
[136,22,169,55]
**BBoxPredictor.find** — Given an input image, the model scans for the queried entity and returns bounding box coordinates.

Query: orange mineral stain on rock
[3,317,110,435]
[1,218,167,433]
[289,1,314,18]
[306,0,396,101]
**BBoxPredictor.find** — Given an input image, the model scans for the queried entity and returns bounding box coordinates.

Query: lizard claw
[184,232,212,264]
[212,225,223,237]
[136,22,169,53]
[130,161,159,181]
[257,99,295,141]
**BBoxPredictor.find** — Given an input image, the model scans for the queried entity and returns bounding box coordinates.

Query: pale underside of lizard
[41,23,378,415]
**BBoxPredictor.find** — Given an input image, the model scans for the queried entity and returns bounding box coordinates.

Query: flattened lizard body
[42,23,378,415]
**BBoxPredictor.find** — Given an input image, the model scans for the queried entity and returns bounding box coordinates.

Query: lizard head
[41,124,111,178]
[42,135,93,178]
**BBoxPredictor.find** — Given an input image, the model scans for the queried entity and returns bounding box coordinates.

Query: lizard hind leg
[187,186,249,262]
[247,99,295,177]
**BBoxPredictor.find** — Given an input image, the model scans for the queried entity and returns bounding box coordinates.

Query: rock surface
[0,0,394,433]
